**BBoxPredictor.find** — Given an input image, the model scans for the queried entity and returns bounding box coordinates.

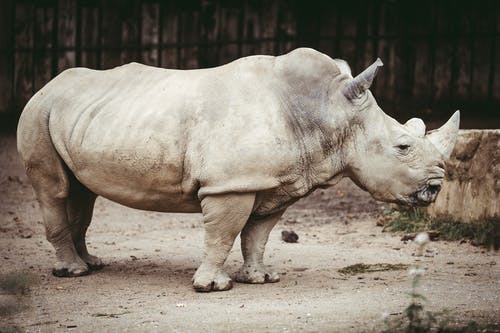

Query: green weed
[382,207,499,249]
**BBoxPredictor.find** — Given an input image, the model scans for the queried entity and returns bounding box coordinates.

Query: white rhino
[17,48,459,292]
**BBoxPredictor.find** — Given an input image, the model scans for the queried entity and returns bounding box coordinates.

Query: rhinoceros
[17,48,459,292]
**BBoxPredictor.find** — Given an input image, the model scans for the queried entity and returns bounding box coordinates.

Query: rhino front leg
[235,210,285,284]
[193,192,255,292]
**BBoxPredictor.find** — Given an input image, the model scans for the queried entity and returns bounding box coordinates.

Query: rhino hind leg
[235,210,284,284]
[32,166,101,277]
[18,115,93,277]
[29,170,91,277]
[42,200,90,278]
[193,192,255,292]
[66,177,102,270]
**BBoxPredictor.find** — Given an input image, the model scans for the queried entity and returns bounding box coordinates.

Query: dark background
[1,0,499,130]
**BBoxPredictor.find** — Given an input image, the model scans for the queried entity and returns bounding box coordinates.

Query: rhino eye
[396,144,410,151]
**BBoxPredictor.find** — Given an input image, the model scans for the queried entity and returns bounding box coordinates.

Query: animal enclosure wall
[0,0,499,127]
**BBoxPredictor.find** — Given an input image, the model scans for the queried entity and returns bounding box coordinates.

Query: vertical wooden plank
[33,2,55,92]
[381,0,402,118]
[199,0,219,68]
[218,4,239,64]
[157,0,163,67]
[178,3,200,69]
[486,1,497,102]
[296,0,320,50]
[80,1,99,68]
[353,0,368,75]
[433,2,460,117]
[318,2,337,57]
[259,1,277,55]
[392,1,416,121]
[241,1,257,56]
[450,3,474,105]
[469,1,495,104]
[492,2,500,103]
[470,38,492,101]
[120,0,141,64]
[373,0,394,105]
[338,1,358,71]
[100,0,122,69]
[76,0,81,66]
[160,2,178,68]
[432,43,453,113]
[277,0,297,55]
[51,0,59,78]
[58,0,76,72]
[0,0,14,114]
[14,1,34,113]
[367,0,381,61]
[411,0,435,115]
[455,42,471,108]
[447,3,462,110]
[142,2,160,66]
[356,0,378,70]
[242,0,279,56]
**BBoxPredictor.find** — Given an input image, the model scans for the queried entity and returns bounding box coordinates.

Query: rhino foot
[192,267,233,292]
[81,254,105,271]
[235,264,280,284]
[52,261,90,277]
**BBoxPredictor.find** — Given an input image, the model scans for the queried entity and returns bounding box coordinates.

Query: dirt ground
[0,133,499,333]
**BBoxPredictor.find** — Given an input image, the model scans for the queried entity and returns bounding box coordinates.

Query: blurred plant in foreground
[381,232,494,333]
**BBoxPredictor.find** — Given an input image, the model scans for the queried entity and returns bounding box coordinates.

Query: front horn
[426,110,460,159]
[343,58,383,100]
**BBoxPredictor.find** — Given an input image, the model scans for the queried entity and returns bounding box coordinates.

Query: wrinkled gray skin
[17,48,459,292]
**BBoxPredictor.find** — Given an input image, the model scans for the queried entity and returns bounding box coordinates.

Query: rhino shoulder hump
[276,48,341,80]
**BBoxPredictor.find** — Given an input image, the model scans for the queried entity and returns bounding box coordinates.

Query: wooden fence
[1,0,499,126]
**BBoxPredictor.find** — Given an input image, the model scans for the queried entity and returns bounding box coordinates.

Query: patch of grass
[338,263,408,276]
[382,207,499,249]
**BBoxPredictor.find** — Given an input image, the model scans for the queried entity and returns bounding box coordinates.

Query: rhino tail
[17,102,70,199]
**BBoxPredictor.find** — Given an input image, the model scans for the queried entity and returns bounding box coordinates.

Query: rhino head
[336,59,460,206]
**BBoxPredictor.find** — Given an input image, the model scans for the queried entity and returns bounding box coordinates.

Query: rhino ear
[343,58,383,100]
[405,118,426,137]
[426,111,460,159]
[333,59,352,76]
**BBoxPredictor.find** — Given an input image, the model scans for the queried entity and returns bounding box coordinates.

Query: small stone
[281,230,299,243]
[20,232,32,239]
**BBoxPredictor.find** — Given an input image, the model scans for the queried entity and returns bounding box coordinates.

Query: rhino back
[34,49,340,212]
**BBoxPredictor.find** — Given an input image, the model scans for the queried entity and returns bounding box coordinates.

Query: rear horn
[343,58,383,100]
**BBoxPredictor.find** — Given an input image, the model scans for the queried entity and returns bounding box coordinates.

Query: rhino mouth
[411,184,441,206]
[406,182,442,207]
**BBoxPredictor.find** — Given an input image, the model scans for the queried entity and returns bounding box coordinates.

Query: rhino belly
[69,155,201,213]
[49,107,201,213]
